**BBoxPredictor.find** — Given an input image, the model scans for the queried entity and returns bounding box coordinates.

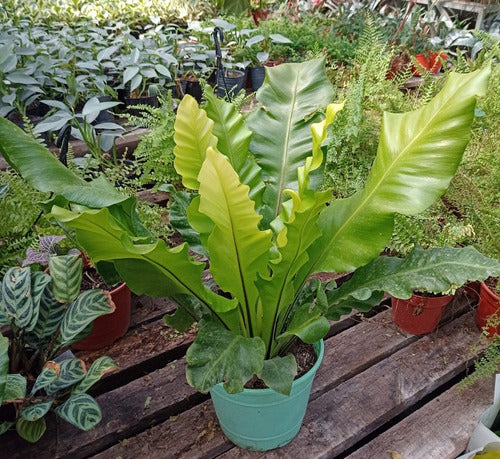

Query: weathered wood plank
[87,307,433,458]
[346,376,495,459]
[0,356,205,459]
[218,311,483,458]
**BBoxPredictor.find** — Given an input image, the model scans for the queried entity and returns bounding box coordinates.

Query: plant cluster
[1,60,498,400]
[0,250,116,442]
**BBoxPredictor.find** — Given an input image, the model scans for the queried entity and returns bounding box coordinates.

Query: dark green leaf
[16,417,46,443]
[257,354,297,395]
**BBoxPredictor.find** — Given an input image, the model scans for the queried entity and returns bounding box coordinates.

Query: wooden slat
[87,308,433,458]
[0,356,204,459]
[346,376,495,459]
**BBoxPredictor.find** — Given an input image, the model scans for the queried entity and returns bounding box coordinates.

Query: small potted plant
[0,59,498,451]
[0,257,117,442]
[23,236,132,351]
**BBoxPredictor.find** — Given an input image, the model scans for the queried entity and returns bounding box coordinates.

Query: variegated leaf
[0,421,13,435]
[58,289,114,346]
[20,400,53,421]
[16,417,46,443]
[55,393,102,431]
[72,356,117,394]
[2,267,33,328]
[48,253,83,303]
[0,283,10,325]
[25,271,51,332]
[34,284,65,339]
[45,358,86,395]
[3,374,26,401]
[30,363,59,396]
[0,334,8,402]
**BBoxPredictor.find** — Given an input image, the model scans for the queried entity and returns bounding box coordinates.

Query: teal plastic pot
[210,340,324,451]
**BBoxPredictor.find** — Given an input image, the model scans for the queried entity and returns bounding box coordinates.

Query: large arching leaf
[198,148,272,335]
[246,58,334,216]
[173,95,217,190]
[307,66,491,274]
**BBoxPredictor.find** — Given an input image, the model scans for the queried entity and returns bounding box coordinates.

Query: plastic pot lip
[213,339,325,395]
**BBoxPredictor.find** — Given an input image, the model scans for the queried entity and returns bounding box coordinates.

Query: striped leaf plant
[0,58,499,399]
[0,254,117,442]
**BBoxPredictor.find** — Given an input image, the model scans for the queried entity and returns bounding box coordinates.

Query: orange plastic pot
[413,52,448,76]
[72,282,131,351]
[392,293,452,335]
[476,281,500,338]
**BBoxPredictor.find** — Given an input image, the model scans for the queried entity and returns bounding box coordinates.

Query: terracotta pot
[72,281,131,351]
[392,293,453,335]
[476,281,500,338]
[413,52,448,76]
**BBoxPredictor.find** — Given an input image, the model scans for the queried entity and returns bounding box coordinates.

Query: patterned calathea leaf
[58,289,114,347]
[0,421,13,435]
[0,334,8,402]
[72,356,117,394]
[48,253,83,303]
[2,267,33,328]
[16,417,46,443]
[20,400,53,422]
[55,393,102,431]
[3,374,27,401]
[25,271,51,333]
[32,284,65,340]
[45,358,86,395]
[30,362,59,397]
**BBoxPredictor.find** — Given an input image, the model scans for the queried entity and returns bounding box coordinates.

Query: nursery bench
[2,289,494,459]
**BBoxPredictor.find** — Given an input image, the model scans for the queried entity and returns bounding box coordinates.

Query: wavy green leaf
[198,148,272,335]
[16,417,46,443]
[277,302,330,345]
[257,354,297,396]
[49,206,239,332]
[72,356,117,394]
[59,289,114,346]
[307,66,491,274]
[246,58,334,216]
[0,118,127,208]
[173,95,217,190]
[328,246,500,318]
[55,393,101,431]
[48,253,83,303]
[2,267,33,328]
[20,400,53,422]
[186,319,266,393]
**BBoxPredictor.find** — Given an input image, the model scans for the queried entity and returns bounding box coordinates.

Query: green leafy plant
[0,59,499,399]
[0,251,117,442]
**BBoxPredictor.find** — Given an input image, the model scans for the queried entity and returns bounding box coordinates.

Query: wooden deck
[2,289,495,459]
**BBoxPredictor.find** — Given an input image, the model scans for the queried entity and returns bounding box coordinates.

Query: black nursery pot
[216,69,246,99]
[124,95,158,117]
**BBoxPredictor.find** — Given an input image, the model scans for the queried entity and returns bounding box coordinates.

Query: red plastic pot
[72,282,131,351]
[476,281,500,338]
[392,293,452,335]
[413,52,448,76]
